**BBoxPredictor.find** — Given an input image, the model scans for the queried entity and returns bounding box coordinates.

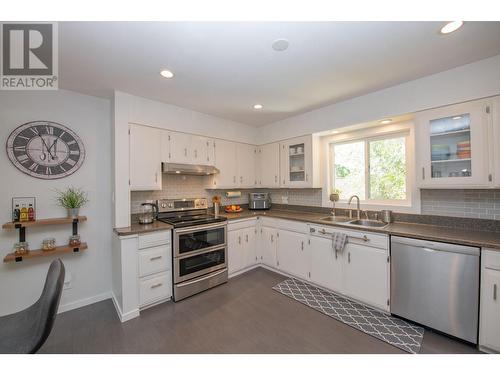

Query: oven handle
[175,245,227,260]
[174,222,227,234]
[176,268,227,287]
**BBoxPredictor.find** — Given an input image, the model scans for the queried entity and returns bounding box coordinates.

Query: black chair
[0,258,65,354]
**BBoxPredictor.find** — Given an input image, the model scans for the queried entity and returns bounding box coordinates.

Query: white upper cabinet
[492,97,500,188]
[280,135,321,188]
[256,143,280,188]
[163,131,215,166]
[237,144,257,188]
[167,131,192,164]
[211,139,238,188]
[415,99,492,188]
[129,124,162,191]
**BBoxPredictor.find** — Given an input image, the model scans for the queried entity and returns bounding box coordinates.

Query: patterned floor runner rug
[273,278,425,353]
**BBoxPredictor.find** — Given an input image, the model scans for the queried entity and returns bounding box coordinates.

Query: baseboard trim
[58,291,111,314]
[111,292,140,323]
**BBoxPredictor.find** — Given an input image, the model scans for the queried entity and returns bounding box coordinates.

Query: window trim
[321,121,420,213]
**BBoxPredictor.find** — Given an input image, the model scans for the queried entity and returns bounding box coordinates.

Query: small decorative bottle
[12,204,20,222]
[20,204,28,222]
[28,204,35,221]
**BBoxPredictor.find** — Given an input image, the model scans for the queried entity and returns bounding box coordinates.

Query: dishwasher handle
[391,236,479,257]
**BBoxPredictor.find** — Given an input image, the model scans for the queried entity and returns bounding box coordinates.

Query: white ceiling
[59,22,500,127]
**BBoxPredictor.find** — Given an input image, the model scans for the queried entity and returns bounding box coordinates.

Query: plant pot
[67,208,80,219]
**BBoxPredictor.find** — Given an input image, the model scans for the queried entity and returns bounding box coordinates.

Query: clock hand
[39,135,49,161]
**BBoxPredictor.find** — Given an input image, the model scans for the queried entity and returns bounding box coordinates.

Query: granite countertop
[114,220,173,236]
[220,208,500,250]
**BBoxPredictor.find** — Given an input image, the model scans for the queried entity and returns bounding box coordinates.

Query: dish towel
[332,232,348,252]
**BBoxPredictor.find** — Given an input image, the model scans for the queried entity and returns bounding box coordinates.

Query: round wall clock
[6,121,85,180]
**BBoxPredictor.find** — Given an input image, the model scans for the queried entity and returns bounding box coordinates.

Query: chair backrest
[30,258,65,353]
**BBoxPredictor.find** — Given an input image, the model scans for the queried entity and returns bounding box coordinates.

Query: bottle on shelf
[12,204,20,222]
[28,204,35,221]
[20,204,28,222]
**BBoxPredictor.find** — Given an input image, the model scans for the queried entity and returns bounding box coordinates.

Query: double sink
[319,216,388,228]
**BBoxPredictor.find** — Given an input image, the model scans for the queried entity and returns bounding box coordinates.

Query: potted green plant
[55,187,89,219]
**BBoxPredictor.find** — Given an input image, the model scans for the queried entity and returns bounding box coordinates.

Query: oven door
[174,222,226,257]
[174,246,227,283]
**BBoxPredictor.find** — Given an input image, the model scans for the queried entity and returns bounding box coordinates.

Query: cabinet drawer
[274,218,309,234]
[483,249,500,271]
[139,272,171,307]
[309,224,388,250]
[228,218,257,231]
[138,230,171,249]
[138,245,171,277]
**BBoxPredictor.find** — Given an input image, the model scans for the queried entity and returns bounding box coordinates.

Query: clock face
[6,121,85,179]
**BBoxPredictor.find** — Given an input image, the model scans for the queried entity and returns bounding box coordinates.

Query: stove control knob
[168,203,173,208]
[161,202,167,208]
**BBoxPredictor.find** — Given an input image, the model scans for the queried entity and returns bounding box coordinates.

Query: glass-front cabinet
[280,135,320,188]
[416,99,492,187]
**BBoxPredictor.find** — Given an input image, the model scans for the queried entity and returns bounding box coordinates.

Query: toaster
[249,193,271,210]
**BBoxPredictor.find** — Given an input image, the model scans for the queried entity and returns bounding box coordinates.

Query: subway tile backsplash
[421,189,500,220]
[130,175,500,221]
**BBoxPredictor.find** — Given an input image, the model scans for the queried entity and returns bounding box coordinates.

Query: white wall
[261,54,500,142]
[0,90,112,316]
[113,91,257,227]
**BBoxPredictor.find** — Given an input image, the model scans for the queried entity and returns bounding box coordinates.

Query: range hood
[162,162,220,176]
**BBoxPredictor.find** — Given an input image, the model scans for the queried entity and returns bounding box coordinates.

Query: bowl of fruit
[225,204,243,213]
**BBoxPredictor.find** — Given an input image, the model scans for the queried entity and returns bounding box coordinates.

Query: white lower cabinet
[228,219,258,275]
[342,242,389,311]
[309,235,342,292]
[276,230,309,280]
[229,218,390,312]
[480,249,500,353]
[112,230,172,322]
[259,226,278,267]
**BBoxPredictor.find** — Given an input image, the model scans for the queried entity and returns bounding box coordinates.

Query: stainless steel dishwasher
[390,236,480,343]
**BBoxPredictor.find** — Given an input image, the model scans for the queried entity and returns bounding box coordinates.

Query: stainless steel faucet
[347,195,361,220]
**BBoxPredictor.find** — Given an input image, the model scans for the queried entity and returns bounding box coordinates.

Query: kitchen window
[330,132,410,204]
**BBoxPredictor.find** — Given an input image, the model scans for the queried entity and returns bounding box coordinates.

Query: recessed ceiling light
[253,104,263,110]
[379,119,392,124]
[272,39,289,52]
[160,69,174,79]
[440,21,464,34]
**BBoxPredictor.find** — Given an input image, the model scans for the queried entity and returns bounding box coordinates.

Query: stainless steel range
[156,198,228,301]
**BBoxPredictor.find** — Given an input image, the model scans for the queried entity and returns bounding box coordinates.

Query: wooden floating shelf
[3,242,88,263]
[2,216,87,229]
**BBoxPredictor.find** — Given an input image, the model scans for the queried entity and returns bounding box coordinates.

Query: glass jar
[42,238,56,251]
[69,234,81,247]
[13,242,29,255]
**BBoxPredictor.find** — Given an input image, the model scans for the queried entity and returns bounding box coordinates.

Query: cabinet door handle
[150,256,162,261]
[245,234,248,242]
[155,172,158,183]
[238,236,241,245]
[301,241,304,251]
[151,283,163,289]
[489,174,493,182]
[271,234,274,243]
[335,248,338,259]
[494,284,498,301]
[348,252,351,263]
[306,174,308,182]
[240,176,243,183]
[422,167,425,180]
[275,175,277,183]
